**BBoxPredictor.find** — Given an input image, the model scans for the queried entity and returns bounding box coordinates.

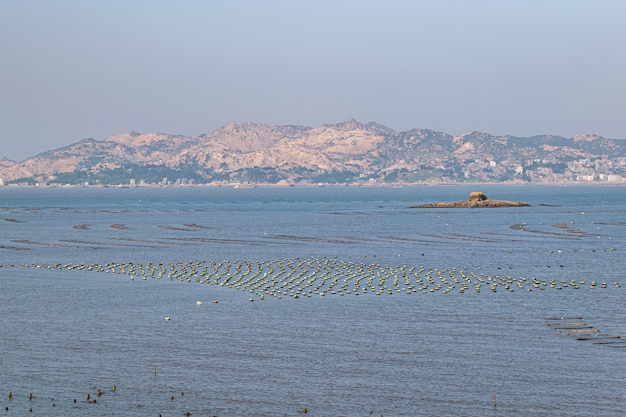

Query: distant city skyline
[2,1,625,161]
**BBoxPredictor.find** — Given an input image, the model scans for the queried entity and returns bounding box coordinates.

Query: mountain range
[1,119,626,186]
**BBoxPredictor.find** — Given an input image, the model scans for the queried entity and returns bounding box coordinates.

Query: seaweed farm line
[10,257,622,297]
[546,317,626,349]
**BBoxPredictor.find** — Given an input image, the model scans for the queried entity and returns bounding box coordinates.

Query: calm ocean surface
[0,185,624,416]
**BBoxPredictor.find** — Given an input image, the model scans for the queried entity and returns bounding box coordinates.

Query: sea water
[0,185,624,416]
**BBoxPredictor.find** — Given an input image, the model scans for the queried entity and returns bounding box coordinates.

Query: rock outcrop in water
[410,192,530,208]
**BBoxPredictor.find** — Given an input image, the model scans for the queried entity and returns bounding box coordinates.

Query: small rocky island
[410,192,530,208]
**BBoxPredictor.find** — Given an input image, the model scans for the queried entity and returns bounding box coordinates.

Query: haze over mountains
[1,119,625,186]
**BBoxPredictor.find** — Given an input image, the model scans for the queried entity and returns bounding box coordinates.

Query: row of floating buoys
[20,257,623,298]
[2,386,117,413]
[3,387,216,417]
[546,317,626,347]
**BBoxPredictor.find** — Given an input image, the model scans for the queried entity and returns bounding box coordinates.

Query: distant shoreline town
[1,180,625,189]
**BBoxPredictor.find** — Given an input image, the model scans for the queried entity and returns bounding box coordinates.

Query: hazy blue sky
[1,1,625,161]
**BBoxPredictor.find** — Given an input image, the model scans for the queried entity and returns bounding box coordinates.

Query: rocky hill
[1,119,626,186]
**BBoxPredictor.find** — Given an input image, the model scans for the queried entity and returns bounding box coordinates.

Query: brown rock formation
[410,192,529,208]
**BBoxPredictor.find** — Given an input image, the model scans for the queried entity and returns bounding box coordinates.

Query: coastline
[1,180,625,189]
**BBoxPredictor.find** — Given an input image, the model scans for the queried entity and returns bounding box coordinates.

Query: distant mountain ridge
[1,119,626,186]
